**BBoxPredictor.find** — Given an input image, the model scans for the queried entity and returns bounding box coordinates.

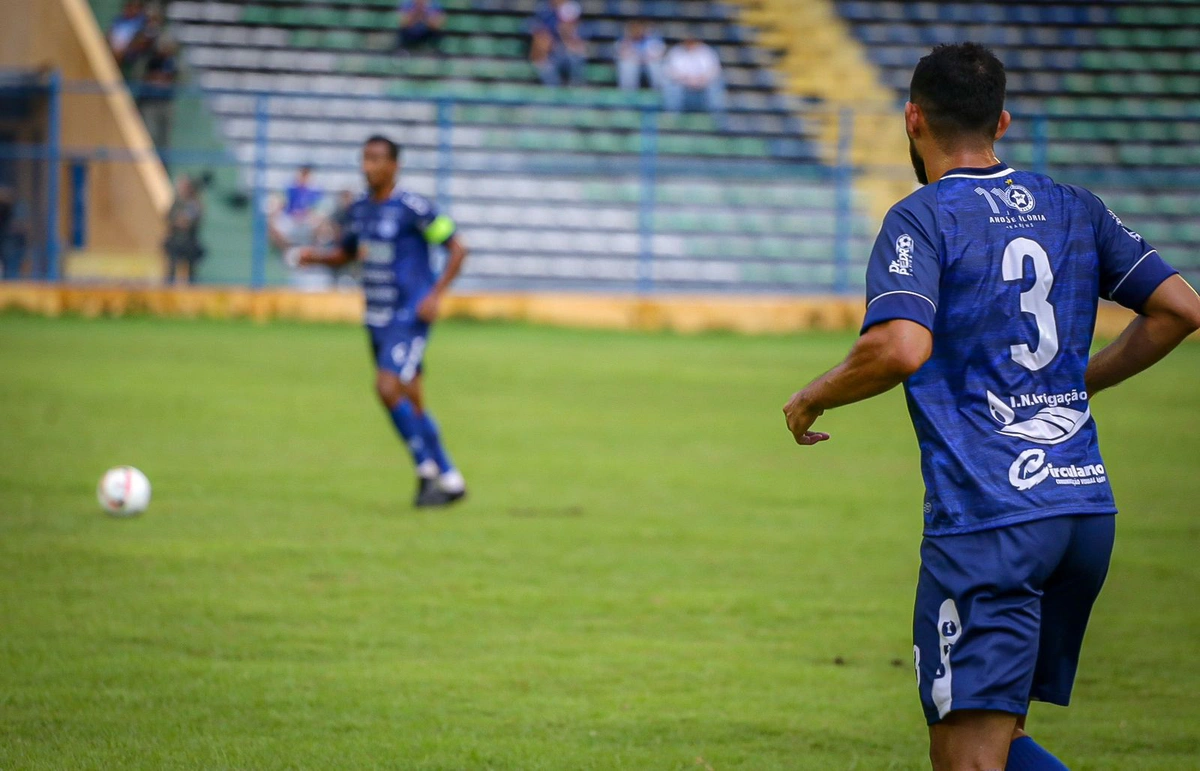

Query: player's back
[863,163,1176,535]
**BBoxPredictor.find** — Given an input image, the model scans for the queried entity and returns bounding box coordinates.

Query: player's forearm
[1085,314,1194,394]
[799,347,910,414]
[430,238,468,296]
[300,247,351,268]
[1086,275,1200,394]
[798,323,929,413]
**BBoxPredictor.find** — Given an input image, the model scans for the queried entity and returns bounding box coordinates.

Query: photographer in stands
[163,175,205,285]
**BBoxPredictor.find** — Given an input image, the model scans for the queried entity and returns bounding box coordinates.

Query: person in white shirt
[662,35,726,116]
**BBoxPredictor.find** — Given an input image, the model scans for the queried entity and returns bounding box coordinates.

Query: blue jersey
[342,188,456,328]
[863,163,1177,536]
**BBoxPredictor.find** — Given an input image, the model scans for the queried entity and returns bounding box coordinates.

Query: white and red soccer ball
[97,466,152,516]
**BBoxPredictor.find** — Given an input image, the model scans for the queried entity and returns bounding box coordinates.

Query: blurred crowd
[107,0,179,164]
[528,0,726,116]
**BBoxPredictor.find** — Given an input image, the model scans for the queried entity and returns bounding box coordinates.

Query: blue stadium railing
[2,74,1198,290]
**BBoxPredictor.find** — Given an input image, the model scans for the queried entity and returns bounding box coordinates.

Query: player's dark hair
[910,43,1006,142]
[364,134,401,161]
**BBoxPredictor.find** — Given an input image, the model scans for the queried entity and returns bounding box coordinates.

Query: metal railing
[1,74,1197,290]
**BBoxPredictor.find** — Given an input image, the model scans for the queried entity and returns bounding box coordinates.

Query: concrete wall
[0,0,171,262]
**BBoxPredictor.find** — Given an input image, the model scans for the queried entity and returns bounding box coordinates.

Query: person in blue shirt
[529,0,586,86]
[295,135,469,507]
[108,0,147,73]
[615,20,665,91]
[782,44,1200,771]
[284,166,322,218]
[397,0,445,52]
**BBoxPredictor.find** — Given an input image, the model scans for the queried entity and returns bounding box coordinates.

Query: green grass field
[1,315,1198,770]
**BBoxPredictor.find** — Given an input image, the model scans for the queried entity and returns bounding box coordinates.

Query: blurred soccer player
[782,44,1200,770]
[295,136,468,507]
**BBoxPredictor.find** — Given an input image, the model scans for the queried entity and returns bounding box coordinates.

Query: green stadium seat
[1165,27,1200,47]
[291,29,322,48]
[278,8,307,26]
[309,8,342,27]
[444,15,485,34]
[243,6,274,24]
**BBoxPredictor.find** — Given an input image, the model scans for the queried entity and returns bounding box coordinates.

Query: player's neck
[925,147,1003,184]
[369,182,396,203]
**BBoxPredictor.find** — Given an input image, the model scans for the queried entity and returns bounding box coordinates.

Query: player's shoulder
[394,188,434,217]
[884,183,940,235]
[347,192,370,215]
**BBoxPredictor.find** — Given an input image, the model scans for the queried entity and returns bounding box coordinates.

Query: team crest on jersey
[1001,183,1036,213]
[377,216,399,239]
[987,389,1090,445]
[890,234,915,276]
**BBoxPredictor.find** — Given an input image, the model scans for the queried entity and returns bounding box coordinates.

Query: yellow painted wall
[0,0,171,259]
[0,284,1157,341]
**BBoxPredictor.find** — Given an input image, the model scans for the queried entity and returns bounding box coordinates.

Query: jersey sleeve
[1072,187,1178,312]
[401,192,457,245]
[861,197,941,334]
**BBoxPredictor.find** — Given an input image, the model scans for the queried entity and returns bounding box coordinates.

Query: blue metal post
[637,108,658,294]
[832,107,854,294]
[1032,114,1049,175]
[250,94,269,288]
[435,98,453,211]
[70,160,88,249]
[46,71,63,280]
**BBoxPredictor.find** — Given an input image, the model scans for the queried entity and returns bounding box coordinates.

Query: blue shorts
[367,320,430,383]
[913,514,1115,725]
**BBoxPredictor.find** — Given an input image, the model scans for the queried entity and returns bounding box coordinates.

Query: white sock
[417,459,439,480]
[438,469,465,493]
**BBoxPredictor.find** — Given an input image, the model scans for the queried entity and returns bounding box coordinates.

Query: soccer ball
[97,466,152,516]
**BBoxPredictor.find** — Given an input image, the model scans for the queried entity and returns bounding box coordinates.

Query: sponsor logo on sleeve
[986,389,1091,445]
[1106,208,1144,241]
[889,234,915,276]
[1008,448,1107,491]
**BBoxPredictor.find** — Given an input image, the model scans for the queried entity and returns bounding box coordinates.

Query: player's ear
[994,110,1012,142]
[904,102,921,137]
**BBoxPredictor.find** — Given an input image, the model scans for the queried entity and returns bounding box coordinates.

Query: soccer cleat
[415,483,467,508]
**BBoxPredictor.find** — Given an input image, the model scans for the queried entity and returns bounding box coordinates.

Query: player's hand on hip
[783,391,830,446]
[416,291,442,323]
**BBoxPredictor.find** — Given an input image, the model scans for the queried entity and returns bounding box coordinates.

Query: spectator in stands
[616,21,665,91]
[397,0,446,52]
[164,175,205,284]
[530,0,586,87]
[663,35,726,118]
[108,1,148,74]
[285,166,322,219]
[137,33,179,165]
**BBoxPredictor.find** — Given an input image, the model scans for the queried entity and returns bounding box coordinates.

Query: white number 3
[1002,238,1059,371]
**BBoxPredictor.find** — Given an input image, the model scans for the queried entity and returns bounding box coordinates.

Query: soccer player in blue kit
[296,135,469,507]
[782,45,1200,770]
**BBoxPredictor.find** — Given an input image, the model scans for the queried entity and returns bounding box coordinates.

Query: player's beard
[908,136,929,185]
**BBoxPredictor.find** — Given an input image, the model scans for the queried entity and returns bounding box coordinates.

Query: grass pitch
[1,314,1197,770]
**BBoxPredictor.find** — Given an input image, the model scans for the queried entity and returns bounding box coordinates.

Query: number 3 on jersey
[1002,237,1059,371]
